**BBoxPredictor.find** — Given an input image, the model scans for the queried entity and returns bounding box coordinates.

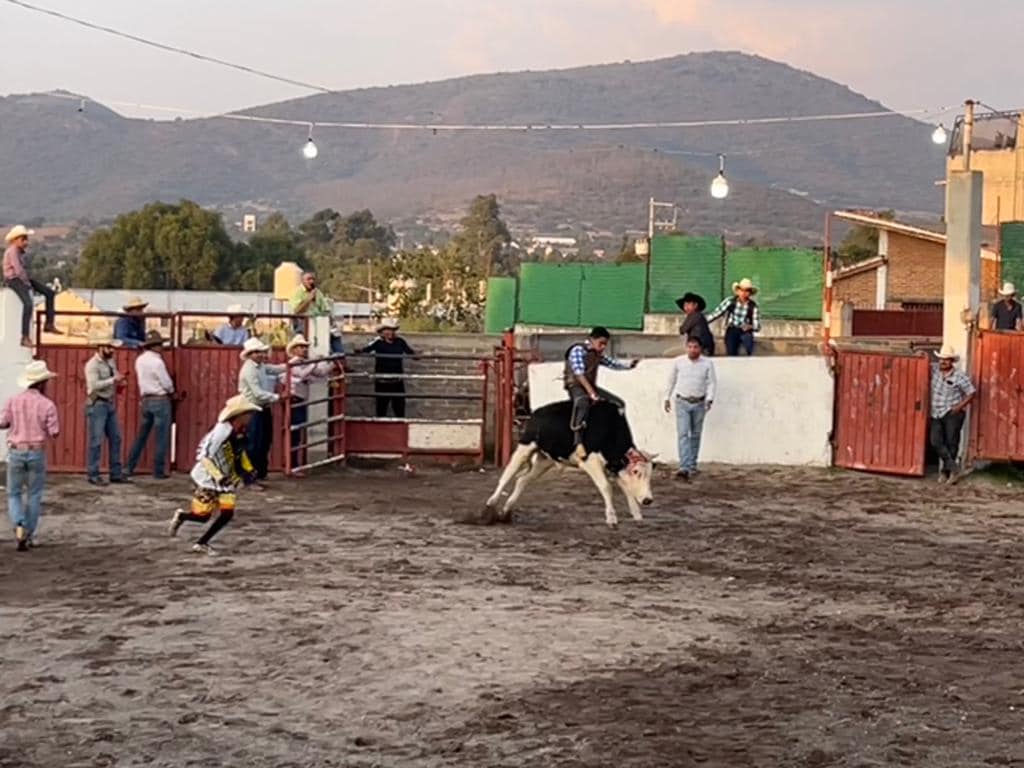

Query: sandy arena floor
[1,464,1024,767]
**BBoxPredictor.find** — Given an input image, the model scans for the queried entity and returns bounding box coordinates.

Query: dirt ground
[2,463,1024,768]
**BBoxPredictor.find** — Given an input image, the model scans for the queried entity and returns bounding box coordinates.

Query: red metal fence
[970,330,1024,461]
[832,349,930,476]
[851,309,943,337]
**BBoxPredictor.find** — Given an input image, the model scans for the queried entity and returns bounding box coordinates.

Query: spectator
[0,360,60,551]
[114,297,149,347]
[706,278,761,357]
[84,331,129,486]
[991,282,1022,331]
[213,304,251,345]
[675,292,714,356]
[125,330,174,480]
[290,272,331,337]
[4,225,60,346]
[360,318,415,418]
[285,334,336,475]
[930,345,976,484]
[663,337,717,481]
[237,337,284,487]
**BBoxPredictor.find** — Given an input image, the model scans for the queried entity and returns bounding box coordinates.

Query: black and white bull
[485,400,655,528]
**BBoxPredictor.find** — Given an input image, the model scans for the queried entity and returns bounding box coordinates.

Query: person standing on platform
[237,337,283,487]
[84,331,129,486]
[0,360,60,551]
[125,330,174,480]
[360,318,415,418]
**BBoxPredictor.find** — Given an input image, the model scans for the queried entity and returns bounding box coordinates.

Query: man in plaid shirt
[564,326,637,456]
[929,345,975,483]
[706,278,761,356]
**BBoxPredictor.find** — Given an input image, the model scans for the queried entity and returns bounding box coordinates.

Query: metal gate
[970,330,1024,461]
[833,349,930,476]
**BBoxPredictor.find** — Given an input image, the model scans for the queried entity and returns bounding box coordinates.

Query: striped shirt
[0,389,59,445]
[930,365,975,418]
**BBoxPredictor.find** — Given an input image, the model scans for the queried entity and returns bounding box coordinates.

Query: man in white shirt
[663,337,717,480]
[126,330,175,479]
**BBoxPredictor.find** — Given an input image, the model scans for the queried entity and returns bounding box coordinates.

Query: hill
[0,52,946,244]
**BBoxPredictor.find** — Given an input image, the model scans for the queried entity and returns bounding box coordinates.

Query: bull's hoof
[606,520,619,530]
[453,505,499,525]
[497,509,514,525]
[479,505,500,526]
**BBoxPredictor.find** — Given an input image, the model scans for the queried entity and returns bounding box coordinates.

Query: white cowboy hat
[732,278,758,295]
[218,395,262,423]
[239,337,271,359]
[5,225,35,243]
[286,334,310,353]
[88,330,123,348]
[935,344,959,360]
[123,296,149,311]
[225,303,250,316]
[377,318,400,332]
[17,360,57,388]
[998,282,1017,297]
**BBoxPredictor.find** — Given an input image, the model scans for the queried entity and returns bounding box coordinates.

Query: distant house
[945,110,1024,226]
[831,212,1000,312]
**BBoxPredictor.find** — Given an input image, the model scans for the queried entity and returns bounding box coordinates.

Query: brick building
[832,212,1001,311]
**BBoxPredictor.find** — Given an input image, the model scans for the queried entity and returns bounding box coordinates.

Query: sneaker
[167,509,185,537]
[191,543,217,556]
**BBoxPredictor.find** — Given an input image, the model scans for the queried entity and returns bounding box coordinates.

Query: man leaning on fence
[929,345,976,484]
[125,330,175,480]
[84,331,129,486]
[286,334,335,476]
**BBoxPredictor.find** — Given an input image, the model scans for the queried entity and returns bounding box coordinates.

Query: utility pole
[647,197,677,239]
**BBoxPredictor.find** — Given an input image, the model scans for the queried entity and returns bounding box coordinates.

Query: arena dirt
[1,465,1023,767]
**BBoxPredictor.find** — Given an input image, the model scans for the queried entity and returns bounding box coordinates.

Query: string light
[710,154,729,199]
[302,124,318,159]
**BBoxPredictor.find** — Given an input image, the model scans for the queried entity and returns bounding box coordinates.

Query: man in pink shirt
[4,225,60,347]
[0,360,60,551]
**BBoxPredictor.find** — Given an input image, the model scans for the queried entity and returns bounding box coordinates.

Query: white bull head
[615,448,656,508]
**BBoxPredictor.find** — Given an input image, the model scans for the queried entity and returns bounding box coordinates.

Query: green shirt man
[291,272,332,317]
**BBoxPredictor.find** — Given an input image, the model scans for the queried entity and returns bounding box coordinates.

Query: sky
[2,0,1022,122]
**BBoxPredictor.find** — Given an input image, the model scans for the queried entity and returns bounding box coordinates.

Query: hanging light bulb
[710,153,729,199]
[931,123,948,145]
[302,123,318,160]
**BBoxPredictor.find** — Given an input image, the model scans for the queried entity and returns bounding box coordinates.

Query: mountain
[0,52,945,244]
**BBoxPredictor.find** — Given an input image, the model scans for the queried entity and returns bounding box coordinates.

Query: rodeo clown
[167,395,261,555]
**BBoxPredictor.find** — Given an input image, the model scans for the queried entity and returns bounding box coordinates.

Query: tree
[296,208,340,248]
[836,210,894,266]
[449,194,512,276]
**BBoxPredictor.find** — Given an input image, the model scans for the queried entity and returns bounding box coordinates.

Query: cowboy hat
[88,330,123,348]
[17,360,57,388]
[377,318,400,332]
[998,281,1017,297]
[217,395,261,423]
[123,297,148,311]
[674,292,707,312]
[225,303,250,317]
[141,329,169,349]
[286,334,310,353]
[5,225,34,243]
[732,278,758,295]
[239,337,270,359]
[935,344,959,360]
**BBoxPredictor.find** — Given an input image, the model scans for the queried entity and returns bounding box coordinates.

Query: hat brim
[5,229,34,242]
[675,294,707,312]
[218,403,262,422]
[240,346,270,359]
[123,302,148,311]
[17,372,56,388]
[934,351,959,360]
[93,339,123,348]
[732,282,758,295]
[999,290,1016,297]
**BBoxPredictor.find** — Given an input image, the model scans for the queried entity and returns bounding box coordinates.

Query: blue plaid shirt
[568,343,630,375]
[706,297,761,332]
[930,365,975,418]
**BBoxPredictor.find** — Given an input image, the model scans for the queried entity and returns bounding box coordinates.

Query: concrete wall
[0,292,38,463]
[527,356,834,467]
[641,314,821,339]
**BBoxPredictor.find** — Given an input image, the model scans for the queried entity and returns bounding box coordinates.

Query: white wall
[0,292,36,463]
[527,356,834,467]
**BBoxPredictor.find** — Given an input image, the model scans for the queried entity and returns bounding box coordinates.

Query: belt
[9,443,45,451]
[677,395,706,403]
[142,394,170,399]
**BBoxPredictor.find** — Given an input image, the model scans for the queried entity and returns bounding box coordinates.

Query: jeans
[86,400,123,480]
[674,399,708,472]
[375,380,406,418]
[6,278,55,338]
[725,326,755,356]
[289,401,308,471]
[247,407,273,480]
[567,385,625,444]
[929,411,966,473]
[7,449,46,535]
[126,398,172,477]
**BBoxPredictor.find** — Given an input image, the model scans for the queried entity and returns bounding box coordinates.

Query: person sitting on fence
[213,304,252,345]
[4,225,60,347]
[706,278,761,357]
[125,330,175,480]
[930,345,976,484]
[676,292,715,356]
[564,326,638,460]
[237,337,284,487]
[991,282,1023,331]
[1,360,60,551]
[286,334,336,476]
[113,297,149,348]
[360,318,415,418]
[167,395,260,556]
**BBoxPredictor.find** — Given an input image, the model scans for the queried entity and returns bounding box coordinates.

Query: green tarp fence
[724,247,824,320]
[648,235,724,313]
[516,262,647,330]
[484,277,517,334]
[1001,222,1024,291]
[518,263,583,327]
